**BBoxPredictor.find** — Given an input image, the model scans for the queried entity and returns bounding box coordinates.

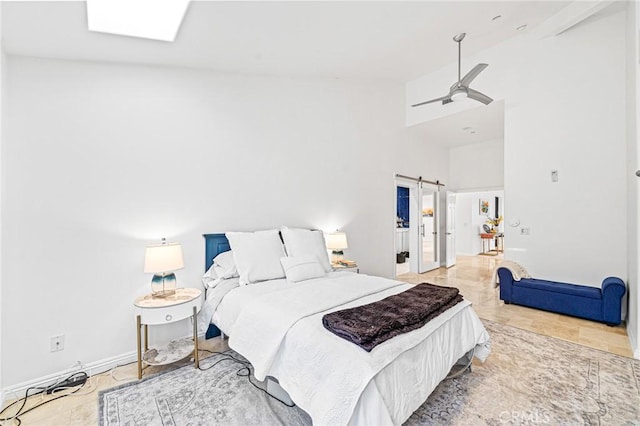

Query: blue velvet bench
[497,268,626,326]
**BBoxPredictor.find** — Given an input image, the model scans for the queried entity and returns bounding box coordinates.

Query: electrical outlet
[50,335,65,352]
[520,227,530,236]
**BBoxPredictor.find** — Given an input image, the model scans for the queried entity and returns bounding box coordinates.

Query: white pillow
[280,226,332,273]
[212,250,238,279]
[202,264,218,288]
[280,256,326,283]
[226,230,287,285]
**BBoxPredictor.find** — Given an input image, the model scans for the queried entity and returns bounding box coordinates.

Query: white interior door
[394,177,442,275]
[408,183,420,274]
[419,185,440,273]
[445,191,456,268]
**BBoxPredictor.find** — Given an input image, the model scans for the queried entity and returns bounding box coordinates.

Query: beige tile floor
[2,255,633,425]
[398,255,632,357]
[0,337,230,426]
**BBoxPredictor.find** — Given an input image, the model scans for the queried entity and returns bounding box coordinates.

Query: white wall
[0,3,4,399]
[504,11,627,286]
[1,56,449,387]
[449,138,504,191]
[408,11,627,288]
[405,128,452,271]
[625,1,639,358]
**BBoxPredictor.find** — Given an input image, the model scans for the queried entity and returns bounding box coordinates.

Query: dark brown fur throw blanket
[322,283,463,351]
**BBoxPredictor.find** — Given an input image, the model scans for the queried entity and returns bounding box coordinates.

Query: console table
[480,233,504,255]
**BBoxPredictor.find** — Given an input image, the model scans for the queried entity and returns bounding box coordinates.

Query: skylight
[86,0,190,42]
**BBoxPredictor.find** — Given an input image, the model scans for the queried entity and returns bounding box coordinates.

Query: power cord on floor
[0,372,88,425]
[198,349,296,408]
[109,363,138,382]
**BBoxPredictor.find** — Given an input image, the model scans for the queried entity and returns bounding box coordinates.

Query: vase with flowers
[485,215,503,233]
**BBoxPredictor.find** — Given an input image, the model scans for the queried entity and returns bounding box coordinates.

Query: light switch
[551,170,558,182]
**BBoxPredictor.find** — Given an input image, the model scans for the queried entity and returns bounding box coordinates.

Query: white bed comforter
[214,273,490,425]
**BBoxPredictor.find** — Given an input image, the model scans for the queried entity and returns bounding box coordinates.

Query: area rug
[99,321,640,425]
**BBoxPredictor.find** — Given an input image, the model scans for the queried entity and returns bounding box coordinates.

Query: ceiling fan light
[451,87,468,102]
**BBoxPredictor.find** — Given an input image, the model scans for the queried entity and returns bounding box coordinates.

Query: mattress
[204,272,490,425]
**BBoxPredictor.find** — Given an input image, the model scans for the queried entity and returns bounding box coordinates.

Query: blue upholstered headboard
[202,233,230,339]
[203,233,231,271]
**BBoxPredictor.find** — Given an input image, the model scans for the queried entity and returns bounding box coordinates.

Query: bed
[200,231,490,425]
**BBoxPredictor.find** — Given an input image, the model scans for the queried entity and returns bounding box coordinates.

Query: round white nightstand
[331,263,359,273]
[134,288,203,379]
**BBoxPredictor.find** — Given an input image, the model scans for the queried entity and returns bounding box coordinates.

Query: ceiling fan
[412,33,493,107]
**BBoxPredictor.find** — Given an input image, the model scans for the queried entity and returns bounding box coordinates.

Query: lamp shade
[144,242,184,273]
[325,232,348,250]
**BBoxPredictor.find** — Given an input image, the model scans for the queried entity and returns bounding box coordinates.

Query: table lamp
[326,232,348,263]
[144,238,184,297]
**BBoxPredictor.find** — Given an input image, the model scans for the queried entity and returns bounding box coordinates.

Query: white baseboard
[1,351,137,404]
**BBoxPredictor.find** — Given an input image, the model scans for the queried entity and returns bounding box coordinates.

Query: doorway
[453,190,504,257]
[395,176,443,277]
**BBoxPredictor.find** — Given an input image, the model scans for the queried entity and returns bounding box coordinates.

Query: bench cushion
[514,278,602,300]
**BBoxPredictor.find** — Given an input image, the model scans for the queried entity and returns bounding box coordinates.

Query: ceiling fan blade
[460,63,488,87]
[467,88,493,105]
[411,95,450,107]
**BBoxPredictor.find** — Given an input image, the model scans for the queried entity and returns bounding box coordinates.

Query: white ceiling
[2,1,578,147]
[2,1,570,82]
[408,101,505,148]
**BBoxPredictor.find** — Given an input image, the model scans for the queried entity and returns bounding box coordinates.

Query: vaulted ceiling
[2,1,569,82]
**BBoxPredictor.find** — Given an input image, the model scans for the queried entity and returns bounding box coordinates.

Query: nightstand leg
[193,306,199,369]
[144,325,148,351]
[136,315,142,380]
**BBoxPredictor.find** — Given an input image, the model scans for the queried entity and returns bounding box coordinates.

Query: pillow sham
[280,226,332,273]
[226,230,287,285]
[280,256,326,283]
[212,250,238,279]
